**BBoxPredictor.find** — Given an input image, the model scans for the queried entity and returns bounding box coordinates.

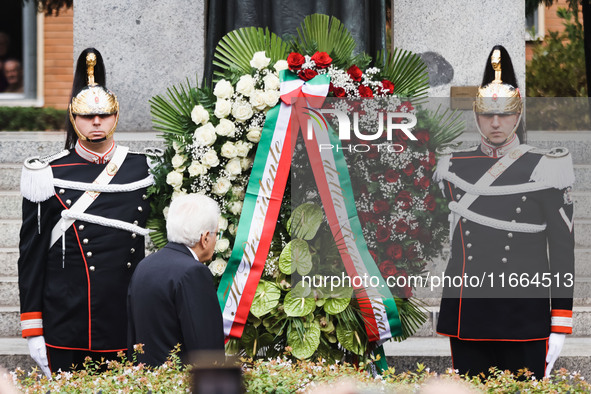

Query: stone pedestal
[392,1,525,97]
[74,0,206,131]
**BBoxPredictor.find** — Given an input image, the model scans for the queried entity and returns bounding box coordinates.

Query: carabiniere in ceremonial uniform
[433,46,575,378]
[18,48,160,372]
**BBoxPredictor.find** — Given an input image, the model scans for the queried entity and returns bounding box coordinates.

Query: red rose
[414,176,430,190]
[384,169,400,183]
[347,65,363,82]
[376,225,391,243]
[405,244,419,260]
[396,270,413,298]
[415,129,430,145]
[311,51,332,68]
[369,250,378,262]
[424,194,436,211]
[358,85,374,97]
[394,129,409,141]
[403,163,415,176]
[418,229,433,244]
[379,260,398,277]
[370,173,380,181]
[332,86,346,97]
[373,200,390,214]
[381,79,395,94]
[395,190,413,210]
[409,226,420,238]
[420,152,436,171]
[287,52,305,70]
[359,211,374,225]
[299,68,318,81]
[366,148,379,159]
[386,244,403,260]
[394,219,409,234]
[398,101,414,112]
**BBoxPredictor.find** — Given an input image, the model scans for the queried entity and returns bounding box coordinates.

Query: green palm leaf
[391,297,428,342]
[294,14,357,68]
[212,27,290,79]
[375,48,430,98]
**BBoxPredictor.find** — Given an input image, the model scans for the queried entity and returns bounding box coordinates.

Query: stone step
[0,248,18,277]
[384,336,591,377]
[0,277,18,307]
[0,337,35,372]
[0,192,21,220]
[0,221,20,249]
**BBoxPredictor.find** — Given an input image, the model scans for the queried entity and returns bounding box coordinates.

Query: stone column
[74,0,206,131]
[392,1,525,97]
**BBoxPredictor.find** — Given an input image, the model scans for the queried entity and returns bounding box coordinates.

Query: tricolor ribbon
[218,70,402,344]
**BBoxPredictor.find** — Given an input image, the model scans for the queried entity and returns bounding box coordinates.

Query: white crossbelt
[49,145,129,250]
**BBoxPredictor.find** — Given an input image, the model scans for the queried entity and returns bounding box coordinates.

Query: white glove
[27,336,51,378]
[545,333,566,378]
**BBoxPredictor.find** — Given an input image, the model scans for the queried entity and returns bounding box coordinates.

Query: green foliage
[0,107,67,131]
[374,48,430,98]
[526,8,587,97]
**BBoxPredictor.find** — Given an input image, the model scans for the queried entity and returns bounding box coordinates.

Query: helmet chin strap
[68,105,120,143]
[474,111,522,146]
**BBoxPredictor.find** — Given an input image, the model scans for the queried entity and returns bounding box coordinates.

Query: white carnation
[194,123,217,147]
[234,141,252,158]
[262,90,280,107]
[250,51,271,69]
[229,201,243,215]
[191,105,209,126]
[249,90,267,111]
[273,60,289,73]
[246,126,262,143]
[166,171,184,189]
[236,75,255,97]
[215,118,236,137]
[220,141,238,159]
[218,216,228,231]
[208,258,227,276]
[225,158,242,178]
[212,177,232,195]
[231,101,254,122]
[214,99,232,118]
[213,79,234,99]
[202,149,220,167]
[215,238,230,253]
[188,162,207,177]
[263,73,280,91]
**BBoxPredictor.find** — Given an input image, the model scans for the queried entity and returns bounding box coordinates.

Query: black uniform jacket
[18,148,151,351]
[435,145,575,340]
[127,242,224,367]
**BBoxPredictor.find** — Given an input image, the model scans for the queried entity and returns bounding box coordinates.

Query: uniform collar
[75,140,116,164]
[480,134,520,158]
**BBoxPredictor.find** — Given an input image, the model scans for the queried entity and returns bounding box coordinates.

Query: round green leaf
[287,324,321,360]
[323,297,351,315]
[280,239,313,276]
[278,241,294,275]
[336,324,365,355]
[289,203,324,240]
[283,290,316,317]
[250,280,282,317]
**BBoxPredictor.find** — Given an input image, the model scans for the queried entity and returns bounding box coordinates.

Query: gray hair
[166,194,220,247]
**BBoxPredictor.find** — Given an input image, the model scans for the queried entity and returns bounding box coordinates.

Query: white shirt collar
[480,134,520,158]
[186,246,199,261]
[75,140,116,164]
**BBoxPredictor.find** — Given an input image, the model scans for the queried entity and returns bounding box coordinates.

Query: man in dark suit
[127,194,225,366]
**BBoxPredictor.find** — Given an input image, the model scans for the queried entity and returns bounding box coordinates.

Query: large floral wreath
[148,14,462,364]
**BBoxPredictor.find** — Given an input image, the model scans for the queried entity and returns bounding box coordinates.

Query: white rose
[215,238,230,253]
[249,90,267,111]
[231,101,254,122]
[171,154,185,169]
[263,73,280,91]
[236,75,255,97]
[208,258,227,276]
[273,60,289,73]
[225,158,243,178]
[171,189,187,200]
[194,123,217,147]
[250,51,271,69]
[202,149,220,167]
[232,185,245,199]
[166,171,183,189]
[246,126,262,143]
[262,90,280,108]
[191,105,209,126]
[215,118,236,137]
[234,141,252,158]
[172,140,181,152]
[241,157,253,171]
[188,162,207,177]
[220,141,238,159]
[163,206,170,220]
[213,79,234,99]
[218,216,228,231]
[214,99,232,118]
[212,177,232,196]
[228,223,237,236]
[229,201,243,215]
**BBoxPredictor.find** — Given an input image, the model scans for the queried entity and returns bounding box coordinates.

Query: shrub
[0,107,67,131]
